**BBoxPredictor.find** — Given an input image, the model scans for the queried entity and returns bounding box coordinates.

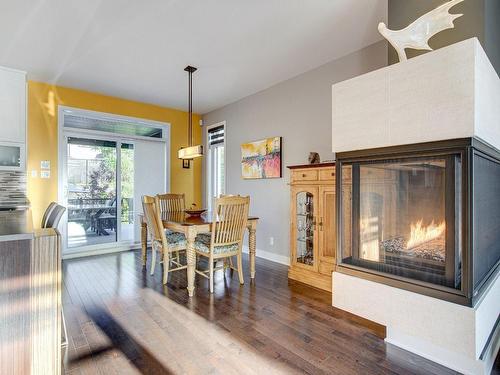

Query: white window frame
[205,121,226,211]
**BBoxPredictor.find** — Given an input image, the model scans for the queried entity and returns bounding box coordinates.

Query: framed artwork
[241,136,282,179]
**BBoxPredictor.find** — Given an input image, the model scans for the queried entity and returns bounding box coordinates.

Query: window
[207,123,225,210]
[63,112,163,138]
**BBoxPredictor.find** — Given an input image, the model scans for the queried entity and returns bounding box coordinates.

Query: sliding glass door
[59,106,169,256]
[120,143,135,242]
[66,137,135,249]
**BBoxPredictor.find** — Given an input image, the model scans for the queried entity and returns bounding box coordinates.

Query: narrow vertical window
[207,124,225,210]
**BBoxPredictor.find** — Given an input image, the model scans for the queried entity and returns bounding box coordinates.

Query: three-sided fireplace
[336,138,500,306]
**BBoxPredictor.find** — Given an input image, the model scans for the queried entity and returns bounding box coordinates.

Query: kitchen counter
[0,209,34,242]
[0,208,62,374]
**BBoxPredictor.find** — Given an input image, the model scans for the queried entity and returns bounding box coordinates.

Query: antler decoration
[378,0,464,62]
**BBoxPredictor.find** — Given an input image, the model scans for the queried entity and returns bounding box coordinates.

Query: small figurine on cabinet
[308,152,320,164]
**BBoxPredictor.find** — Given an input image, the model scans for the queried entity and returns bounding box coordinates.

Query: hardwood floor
[62,249,485,375]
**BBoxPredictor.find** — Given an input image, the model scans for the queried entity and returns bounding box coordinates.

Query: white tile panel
[332,38,500,153]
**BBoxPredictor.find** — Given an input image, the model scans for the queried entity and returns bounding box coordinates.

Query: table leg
[141,222,148,266]
[186,227,197,297]
[248,225,257,279]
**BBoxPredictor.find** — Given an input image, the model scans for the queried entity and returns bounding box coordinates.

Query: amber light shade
[178,145,203,159]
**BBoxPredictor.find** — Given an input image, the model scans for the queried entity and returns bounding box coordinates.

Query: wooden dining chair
[194,195,250,293]
[157,193,185,213]
[141,195,187,283]
[157,193,186,263]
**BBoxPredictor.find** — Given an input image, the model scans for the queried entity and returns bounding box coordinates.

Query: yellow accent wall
[27,81,202,225]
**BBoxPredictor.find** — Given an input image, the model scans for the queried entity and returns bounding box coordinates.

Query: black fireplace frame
[335,138,500,306]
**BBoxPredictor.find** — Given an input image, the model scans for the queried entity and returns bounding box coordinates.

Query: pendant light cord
[184,65,197,149]
[188,68,192,147]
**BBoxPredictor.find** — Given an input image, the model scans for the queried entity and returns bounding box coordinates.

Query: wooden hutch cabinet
[288,163,336,291]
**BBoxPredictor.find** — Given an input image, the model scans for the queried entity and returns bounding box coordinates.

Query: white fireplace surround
[331,38,500,375]
[333,272,500,375]
[332,38,500,153]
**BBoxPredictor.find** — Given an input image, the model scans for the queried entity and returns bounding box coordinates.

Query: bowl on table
[184,208,207,217]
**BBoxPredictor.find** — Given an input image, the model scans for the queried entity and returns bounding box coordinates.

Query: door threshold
[62,243,140,260]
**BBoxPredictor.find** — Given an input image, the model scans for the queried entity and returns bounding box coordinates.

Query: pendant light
[178,65,203,161]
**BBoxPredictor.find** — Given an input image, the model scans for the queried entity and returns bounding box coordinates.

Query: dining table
[139,211,259,296]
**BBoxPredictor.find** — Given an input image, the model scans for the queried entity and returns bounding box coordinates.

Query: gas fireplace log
[380,235,446,262]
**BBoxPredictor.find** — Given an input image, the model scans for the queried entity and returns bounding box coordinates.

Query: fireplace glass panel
[473,153,500,290]
[341,156,461,289]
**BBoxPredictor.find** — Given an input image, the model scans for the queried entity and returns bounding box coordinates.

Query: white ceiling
[0,0,387,114]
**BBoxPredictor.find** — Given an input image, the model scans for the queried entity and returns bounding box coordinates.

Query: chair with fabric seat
[142,195,187,283]
[157,193,185,213]
[194,195,250,293]
[214,194,241,270]
[157,193,186,234]
[41,202,66,229]
[157,193,187,263]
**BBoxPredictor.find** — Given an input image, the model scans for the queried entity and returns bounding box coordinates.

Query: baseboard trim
[62,244,138,260]
[64,243,290,265]
[242,245,290,266]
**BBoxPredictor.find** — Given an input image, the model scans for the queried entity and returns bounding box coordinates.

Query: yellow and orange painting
[241,137,282,179]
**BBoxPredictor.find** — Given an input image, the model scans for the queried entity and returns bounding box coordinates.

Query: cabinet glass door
[294,189,316,267]
[0,143,22,169]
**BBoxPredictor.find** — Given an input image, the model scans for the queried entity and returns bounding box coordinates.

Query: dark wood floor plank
[61,249,493,375]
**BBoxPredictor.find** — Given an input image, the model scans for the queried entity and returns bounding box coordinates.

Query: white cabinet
[0,141,25,170]
[0,66,27,171]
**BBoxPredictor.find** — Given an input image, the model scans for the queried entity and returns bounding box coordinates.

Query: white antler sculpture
[378,0,464,62]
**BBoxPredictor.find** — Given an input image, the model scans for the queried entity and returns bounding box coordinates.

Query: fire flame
[406,220,446,249]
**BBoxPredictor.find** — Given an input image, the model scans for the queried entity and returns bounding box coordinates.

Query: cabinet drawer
[291,169,318,182]
[319,169,335,181]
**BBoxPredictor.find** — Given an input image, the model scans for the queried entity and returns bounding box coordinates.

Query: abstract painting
[241,137,282,179]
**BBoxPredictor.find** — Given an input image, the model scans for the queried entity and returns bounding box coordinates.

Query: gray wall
[202,41,387,261]
[485,0,500,75]
[388,0,499,75]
